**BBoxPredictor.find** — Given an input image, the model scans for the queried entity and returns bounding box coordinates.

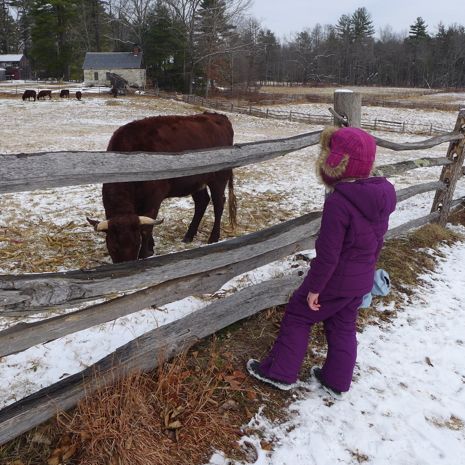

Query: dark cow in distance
[60,89,70,98]
[37,90,52,100]
[76,91,82,100]
[87,112,236,263]
[22,90,36,101]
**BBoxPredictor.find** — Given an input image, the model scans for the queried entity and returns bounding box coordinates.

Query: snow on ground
[209,232,465,465]
[268,102,459,129]
[0,93,464,459]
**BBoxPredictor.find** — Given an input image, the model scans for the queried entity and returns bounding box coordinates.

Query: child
[247,126,397,398]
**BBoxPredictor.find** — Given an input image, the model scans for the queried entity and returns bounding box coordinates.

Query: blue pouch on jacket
[359,269,391,308]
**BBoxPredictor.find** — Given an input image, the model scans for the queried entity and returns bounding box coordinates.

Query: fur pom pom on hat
[316,126,376,186]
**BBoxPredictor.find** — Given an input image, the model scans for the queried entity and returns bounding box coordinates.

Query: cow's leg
[183,188,210,243]
[208,179,228,243]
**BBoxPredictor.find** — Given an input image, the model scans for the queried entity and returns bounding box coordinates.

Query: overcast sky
[249,1,462,39]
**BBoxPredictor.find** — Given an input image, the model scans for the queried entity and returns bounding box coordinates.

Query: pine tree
[335,13,353,42]
[409,17,429,39]
[144,2,186,90]
[30,0,78,79]
[194,0,234,95]
[0,0,18,53]
[352,7,374,39]
[256,28,279,83]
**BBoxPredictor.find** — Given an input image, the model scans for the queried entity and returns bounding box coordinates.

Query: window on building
[94,71,98,80]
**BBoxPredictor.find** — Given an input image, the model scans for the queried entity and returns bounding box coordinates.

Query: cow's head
[87,214,163,263]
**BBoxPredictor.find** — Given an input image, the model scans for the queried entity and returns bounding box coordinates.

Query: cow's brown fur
[22,89,36,101]
[60,89,70,98]
[37,90,52,100]
[76,91,82,100]
[89,112,236,263]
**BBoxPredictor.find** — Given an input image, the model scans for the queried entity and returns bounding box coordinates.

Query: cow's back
[107,113,233,153]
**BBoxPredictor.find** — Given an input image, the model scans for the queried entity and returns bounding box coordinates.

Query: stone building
[82,47,146,88]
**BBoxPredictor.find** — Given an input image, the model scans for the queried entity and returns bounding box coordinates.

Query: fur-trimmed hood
[316,126,376,187]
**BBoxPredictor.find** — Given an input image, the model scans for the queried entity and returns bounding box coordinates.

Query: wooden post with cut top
[430,109,465,226]
[333,90,362,128]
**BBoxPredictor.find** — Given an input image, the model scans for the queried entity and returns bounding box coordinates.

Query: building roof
[0,54,24,63]
[82,52,143,70]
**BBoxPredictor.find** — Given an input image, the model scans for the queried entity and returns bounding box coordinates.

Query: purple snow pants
[258,278,363,392]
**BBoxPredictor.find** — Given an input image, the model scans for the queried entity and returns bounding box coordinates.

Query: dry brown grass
[55,346,251,465]
[378,223,462,295]
[0,220,108,273]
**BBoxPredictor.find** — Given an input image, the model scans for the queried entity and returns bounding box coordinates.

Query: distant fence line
[154,91,450,136]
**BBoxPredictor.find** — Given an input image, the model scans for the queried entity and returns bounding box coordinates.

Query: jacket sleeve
[306,195,349,293]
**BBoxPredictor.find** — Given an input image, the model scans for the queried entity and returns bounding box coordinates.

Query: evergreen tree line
[1,2,465,91]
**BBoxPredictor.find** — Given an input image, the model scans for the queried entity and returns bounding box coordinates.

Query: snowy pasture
[0,92,464,463]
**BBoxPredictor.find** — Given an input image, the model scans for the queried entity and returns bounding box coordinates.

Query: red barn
[0,54,31,80]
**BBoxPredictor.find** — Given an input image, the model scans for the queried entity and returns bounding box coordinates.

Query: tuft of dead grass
[377,223,461,296]
[57,346,249,465]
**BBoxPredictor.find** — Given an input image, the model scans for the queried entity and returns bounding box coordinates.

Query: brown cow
[22,90,36,101]
[37,90,52,100]
[76,91,82,100]
[60,89,70,98]
[87,113,236,263]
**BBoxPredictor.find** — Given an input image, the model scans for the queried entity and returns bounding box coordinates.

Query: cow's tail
[228,173,237,231]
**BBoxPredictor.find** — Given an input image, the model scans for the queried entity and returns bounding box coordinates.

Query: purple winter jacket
[306,177,396,297]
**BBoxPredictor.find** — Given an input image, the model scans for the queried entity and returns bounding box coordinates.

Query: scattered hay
[105,100,122,106]
[426,415,464,431]
[56,346,251,465]
[0,220,109,273]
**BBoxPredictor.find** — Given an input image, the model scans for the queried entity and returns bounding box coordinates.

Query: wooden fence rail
[0,132,460,195]
[0,132,321,194]
[176,93,451,136]
[0,96,464,447]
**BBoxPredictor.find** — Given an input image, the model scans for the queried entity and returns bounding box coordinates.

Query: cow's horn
[139,216,164,226]
[96,220,109,231]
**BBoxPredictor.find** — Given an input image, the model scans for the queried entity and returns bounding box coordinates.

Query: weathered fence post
[430,109,465,226]
[333,90,361,127]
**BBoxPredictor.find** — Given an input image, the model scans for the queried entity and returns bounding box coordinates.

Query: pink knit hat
[316,126,376,186]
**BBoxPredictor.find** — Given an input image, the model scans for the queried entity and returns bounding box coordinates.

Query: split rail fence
[173,93,450,136]
[0,102,464,445]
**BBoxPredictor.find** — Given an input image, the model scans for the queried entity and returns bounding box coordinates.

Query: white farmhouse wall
[83,68,146,87]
